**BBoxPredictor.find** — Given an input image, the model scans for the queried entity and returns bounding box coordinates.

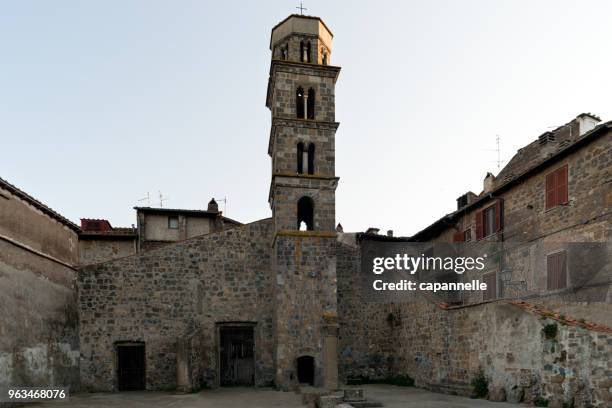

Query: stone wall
[272,232,338,389]
[390,300,612,407]
[434,131,611,302]
[336,234,395,381]
[78,218,275,391]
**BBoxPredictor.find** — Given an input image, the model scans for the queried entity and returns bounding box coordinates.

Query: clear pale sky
[2,1,611,236]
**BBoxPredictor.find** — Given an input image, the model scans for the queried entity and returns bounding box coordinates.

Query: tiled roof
[0,177,80,232]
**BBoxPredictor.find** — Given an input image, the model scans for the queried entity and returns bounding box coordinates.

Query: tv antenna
[138,192,151,207]
[496,134,501,171]
[216,196,227,214]
[481,135,502,172]
[158,191,169,208]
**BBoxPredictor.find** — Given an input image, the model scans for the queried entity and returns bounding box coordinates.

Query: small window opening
[306,42,311,63]
[296,87,305,118]
[300,41,305,62]
[281,46,288,60]
[322,51,327,65]
[297,197,314,231]
[307,88,315,120]
[168,216,179,229]
[297,142,305,174]
[307,143,315,175]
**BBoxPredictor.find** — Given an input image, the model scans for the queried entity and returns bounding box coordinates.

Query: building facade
[1,13,610,408]
[0,178,80,392]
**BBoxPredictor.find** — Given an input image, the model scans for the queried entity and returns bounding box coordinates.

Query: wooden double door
[219,327,255,386]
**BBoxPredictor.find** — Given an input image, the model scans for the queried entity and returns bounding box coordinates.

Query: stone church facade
[1,13,611,408]
[78,14,343,392]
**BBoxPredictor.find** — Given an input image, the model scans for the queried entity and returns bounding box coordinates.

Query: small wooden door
[117,343,146,391]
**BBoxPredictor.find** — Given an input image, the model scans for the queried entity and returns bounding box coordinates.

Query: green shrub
[542,323,558,339]
[534,397,549,407]
[470,371,488,398]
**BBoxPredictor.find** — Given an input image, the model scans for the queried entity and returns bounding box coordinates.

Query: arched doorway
[296,355,314,385]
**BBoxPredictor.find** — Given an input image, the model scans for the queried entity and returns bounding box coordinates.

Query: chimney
[386,230,394,237]
[207,198,219,213]
[575,113,601,136]
[456,191,478,210]
[483,173,496,194]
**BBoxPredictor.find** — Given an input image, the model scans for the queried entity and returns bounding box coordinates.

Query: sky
[1,0,611,237]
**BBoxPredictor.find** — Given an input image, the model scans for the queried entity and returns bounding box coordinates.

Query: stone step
[346,401,383,408]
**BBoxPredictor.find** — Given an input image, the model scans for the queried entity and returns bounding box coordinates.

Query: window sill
[544,202,570,213]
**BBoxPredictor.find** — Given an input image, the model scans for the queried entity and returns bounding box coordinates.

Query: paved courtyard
[30,385,522,407]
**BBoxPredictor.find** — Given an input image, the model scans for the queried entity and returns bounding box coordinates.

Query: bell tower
[266,14,340,390]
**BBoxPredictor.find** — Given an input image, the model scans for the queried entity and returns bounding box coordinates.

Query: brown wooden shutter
[453,231,464,242]
[556,165,568,205]
[495,199,503,232]
[547,251,567,290]
[545,172,555,209]
[483,272,497,300]
[475,210,484,240]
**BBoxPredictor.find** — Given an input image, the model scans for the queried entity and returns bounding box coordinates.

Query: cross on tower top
[296,2,307,15]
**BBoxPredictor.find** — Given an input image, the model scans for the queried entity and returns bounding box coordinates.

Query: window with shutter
[464,229,471,242]
[547,251,567,290]
[545,165,568,209]
[483,272,497,300]
[477,199,503,240]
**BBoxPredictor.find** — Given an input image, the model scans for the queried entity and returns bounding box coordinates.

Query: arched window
[322,52,327,66]
[300,41,305,62]
[296,87,305,118]
[297,197,314,231]
[307,143,315,175]
[307,88,315,120]
[281,46,288,60]
[306,42,311,63]
[297,142,304,174]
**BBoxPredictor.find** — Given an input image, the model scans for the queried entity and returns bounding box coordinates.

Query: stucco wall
[0,186,80,393]
[78,238,136,265]
[0,240,79,393]
[0,185,77,265]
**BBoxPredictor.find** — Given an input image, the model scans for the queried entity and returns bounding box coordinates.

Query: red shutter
[453,231,465,242]
[495,199,503,232]
[556,165,568,205]
[545,172,555,209]
[547,251,567,290]
[475,210,483,240]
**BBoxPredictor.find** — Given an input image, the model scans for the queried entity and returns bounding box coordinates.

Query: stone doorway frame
[215,321,257,388]
[114,341,146,391]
